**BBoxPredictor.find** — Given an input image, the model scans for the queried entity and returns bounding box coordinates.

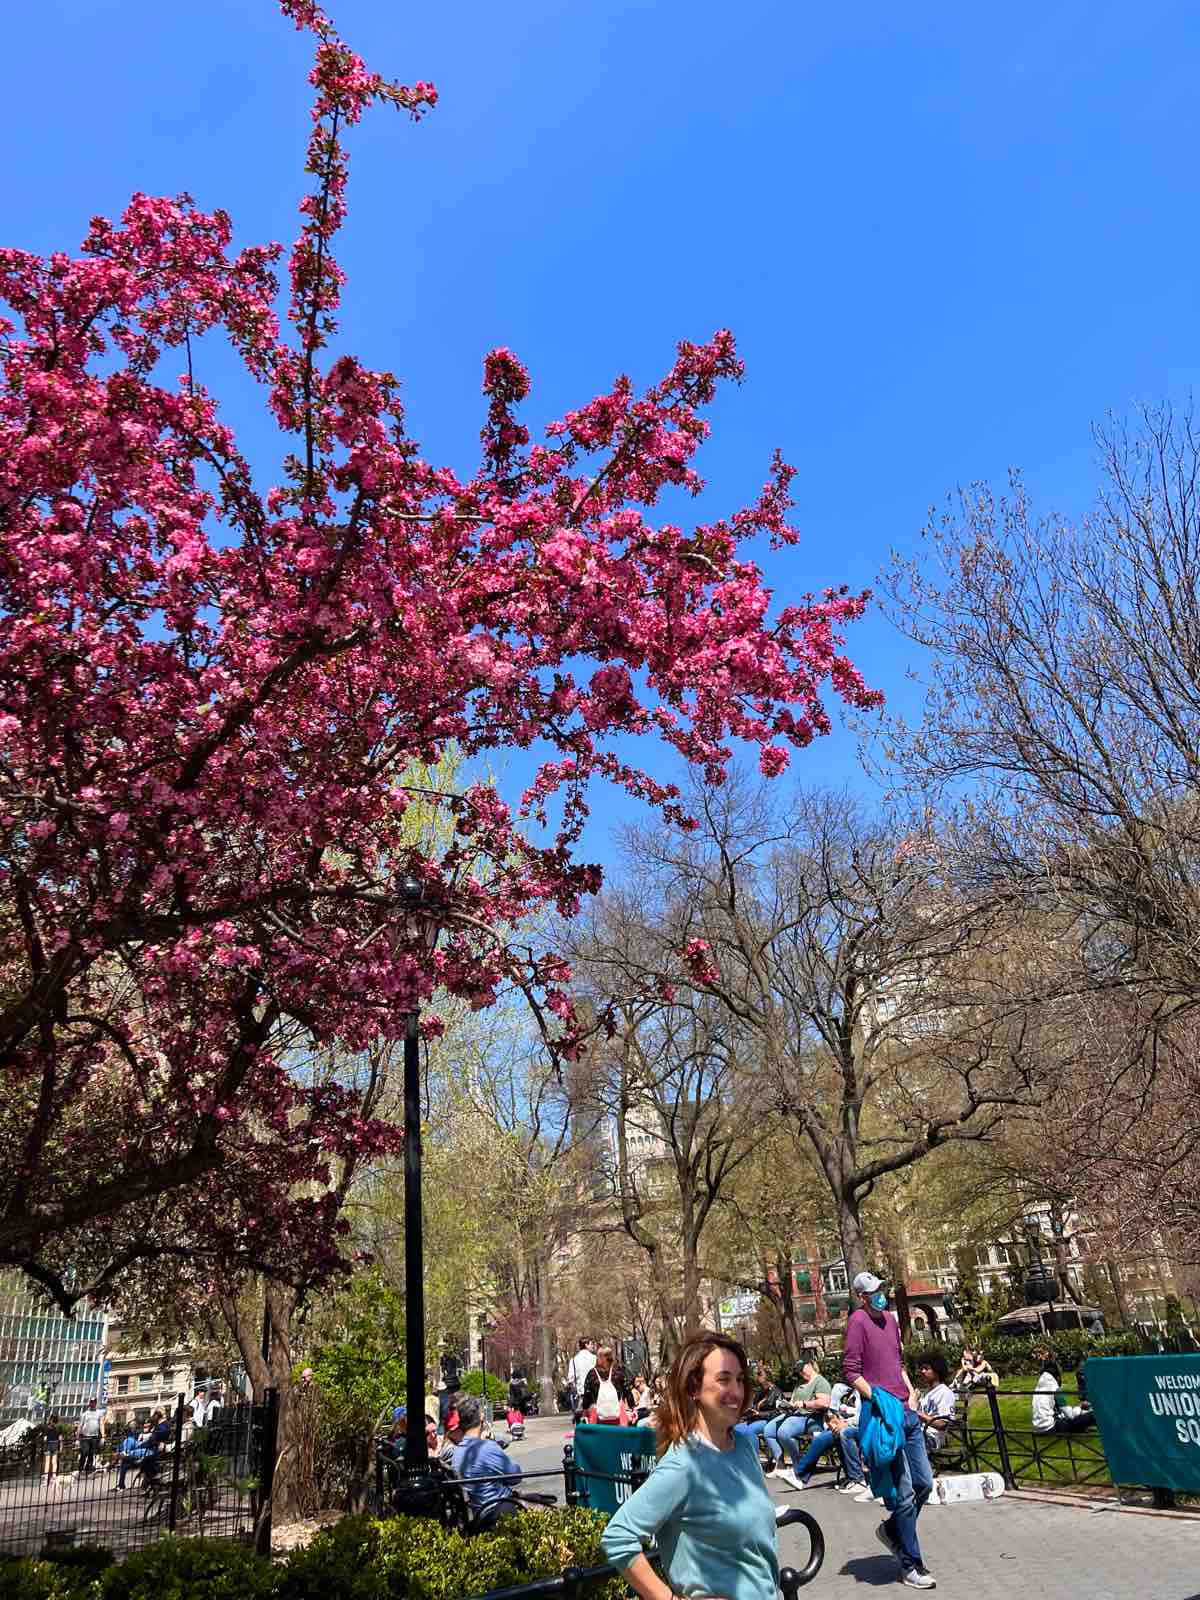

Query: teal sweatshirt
[600,1433,778,1600]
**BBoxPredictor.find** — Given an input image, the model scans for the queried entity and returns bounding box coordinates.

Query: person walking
[76,1399,104,1475]
[567,1337,597,1418]
[581,1346,636,1424]
[601,1332,779,1600]
[844,1271,935,1590]
[41,1415,62,1480]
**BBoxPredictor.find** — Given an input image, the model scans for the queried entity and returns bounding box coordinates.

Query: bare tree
[617,777,1056,1281]
[571,900,770,1358]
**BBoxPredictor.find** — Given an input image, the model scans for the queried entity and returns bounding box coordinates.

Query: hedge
[0,1508,625,1600]
[901,1329,1147,1376]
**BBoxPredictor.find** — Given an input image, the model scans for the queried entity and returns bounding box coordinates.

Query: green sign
[1084,1355,1200,1492]
[571,1422,657,1513]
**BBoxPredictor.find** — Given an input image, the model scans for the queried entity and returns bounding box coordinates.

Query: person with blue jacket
[601,1332,779,1600]
[844,1271,935,1590]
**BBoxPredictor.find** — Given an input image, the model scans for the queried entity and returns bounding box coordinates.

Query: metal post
[391,1008,441,1518]
[167,1393,185,1533]
[985,1385,1015,1489]
[255,1386,279,1558]
[403,1009,428,1474]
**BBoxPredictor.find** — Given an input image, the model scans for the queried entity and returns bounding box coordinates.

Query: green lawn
[960,1373,1113,1488]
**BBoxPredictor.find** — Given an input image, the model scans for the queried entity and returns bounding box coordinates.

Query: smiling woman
[601,1332,780,1600]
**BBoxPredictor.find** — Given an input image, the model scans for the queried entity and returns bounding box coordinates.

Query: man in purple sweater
[843,1271,935,1590]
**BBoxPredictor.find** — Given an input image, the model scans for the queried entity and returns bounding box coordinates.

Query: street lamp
[393,872,441,1516]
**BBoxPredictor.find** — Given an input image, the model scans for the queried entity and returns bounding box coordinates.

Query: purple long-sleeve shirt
[842,1307,908,1402]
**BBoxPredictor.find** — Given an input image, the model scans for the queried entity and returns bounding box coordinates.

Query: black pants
[78,1437,99,1473]
[1052,1413,1097,1434]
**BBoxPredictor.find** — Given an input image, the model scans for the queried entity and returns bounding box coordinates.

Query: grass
[960,1373,1113,1489]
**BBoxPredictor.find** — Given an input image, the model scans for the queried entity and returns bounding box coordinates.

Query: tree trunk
[219,1280,303,1520]
[680,1194,703,1339]
[536,1247,556,1414]
[1106,1257,1132,1328]
[837,1188,869,1282]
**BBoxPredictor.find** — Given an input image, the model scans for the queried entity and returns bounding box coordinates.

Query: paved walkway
[509,1419,1200,1600]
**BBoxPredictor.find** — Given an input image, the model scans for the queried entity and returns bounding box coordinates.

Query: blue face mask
[869,1290,889,1312]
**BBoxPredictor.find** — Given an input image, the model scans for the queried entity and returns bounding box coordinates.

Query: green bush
[0,1555,82,1600]
[0,1508,625,1600]
[280,1507,624,1600]
[902,1329,1146,1378]
[97,1536,278,1600]
[457,1371,508,1405]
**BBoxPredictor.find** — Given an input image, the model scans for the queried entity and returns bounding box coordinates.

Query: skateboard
[931,1472,1006,1505]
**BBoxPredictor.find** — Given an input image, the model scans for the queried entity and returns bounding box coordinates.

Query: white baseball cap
[852,1271,884,1295]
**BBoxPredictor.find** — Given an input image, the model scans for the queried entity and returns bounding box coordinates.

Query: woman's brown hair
[653,1331,750,1458]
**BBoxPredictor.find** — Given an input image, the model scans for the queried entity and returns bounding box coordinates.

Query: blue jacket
[858,1388,906,1508]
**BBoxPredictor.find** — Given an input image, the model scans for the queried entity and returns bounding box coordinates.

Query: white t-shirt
[918,1382,957,1449]
[78,1410,103,1439]
[568,1349,596,1391]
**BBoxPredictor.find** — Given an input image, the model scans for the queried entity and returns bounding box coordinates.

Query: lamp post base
[392,1466,445,1521]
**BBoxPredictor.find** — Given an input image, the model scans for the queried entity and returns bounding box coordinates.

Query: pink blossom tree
[0,0,880,1310]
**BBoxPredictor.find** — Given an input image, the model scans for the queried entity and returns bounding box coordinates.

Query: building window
[116,1376,129,1393]
[139,1374,155,1391]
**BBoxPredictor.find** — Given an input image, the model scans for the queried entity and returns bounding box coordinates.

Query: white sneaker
[776,1468,800,1490]
[901,1570,936,1589]
[837,1480,866,1494]
[854,1487,881,1503]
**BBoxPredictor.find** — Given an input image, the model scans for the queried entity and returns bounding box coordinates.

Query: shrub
[457,1372,508,1405]
[279,1507,624,1600]
[276,1516,384,1600]
[902,1329,1147,1378]
[97,1536,278,1600]
[0,1556,80,1600]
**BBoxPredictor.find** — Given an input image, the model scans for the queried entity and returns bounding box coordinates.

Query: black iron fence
[0,1391,278,1558]
[961,1387,1108,1490]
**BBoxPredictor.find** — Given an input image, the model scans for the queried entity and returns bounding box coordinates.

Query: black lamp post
[393,873,441,1516]
[1022,1218,1057,1315]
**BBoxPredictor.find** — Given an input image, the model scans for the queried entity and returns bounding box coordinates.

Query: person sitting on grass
[1031,1360,1097,1435]
[951,1347,998,1391]
[915,1353,958,1455]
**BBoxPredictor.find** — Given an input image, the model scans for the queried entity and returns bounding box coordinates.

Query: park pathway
[510,1417,1200,1600]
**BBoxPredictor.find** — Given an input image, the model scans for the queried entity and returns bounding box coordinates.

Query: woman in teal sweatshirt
[600,1333,779,1600]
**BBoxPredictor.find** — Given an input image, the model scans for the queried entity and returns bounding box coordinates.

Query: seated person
[766,1358,832,1483]
[738,1362,783,1453]
[916,1352,958,1453]
[1032,1361,1096,1435]
[952,1346,998,1390]
[115,1424,150,1488]
[449,1396,522,1522]
[784,1382,867,1492]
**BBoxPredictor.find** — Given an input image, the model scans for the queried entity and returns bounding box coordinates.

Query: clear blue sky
[9,0,1198,862]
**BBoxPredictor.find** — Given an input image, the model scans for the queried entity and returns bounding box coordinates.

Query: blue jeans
[736,1417,776,1452]
[794,1424,865,1485]
[881,1409,933,1574]
[765,1412,814,1464]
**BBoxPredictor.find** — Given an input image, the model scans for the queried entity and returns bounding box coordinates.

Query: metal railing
[0,1392,277,1558]
[961,1388,1108,1490]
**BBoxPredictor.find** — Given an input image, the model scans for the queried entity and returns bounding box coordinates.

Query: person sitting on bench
[915,1353,958,1454]
[450,1396,523,1524]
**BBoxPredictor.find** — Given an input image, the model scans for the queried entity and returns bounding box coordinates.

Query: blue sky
[9,0,1199,866]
